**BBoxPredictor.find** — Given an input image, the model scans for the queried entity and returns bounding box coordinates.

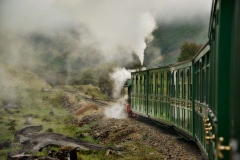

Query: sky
[0,0,212,66]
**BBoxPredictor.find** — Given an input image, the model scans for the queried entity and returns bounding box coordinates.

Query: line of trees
[177,42,202,62]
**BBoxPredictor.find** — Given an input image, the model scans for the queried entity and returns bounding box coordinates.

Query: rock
[10,120,16,125]
[8,125,15,131]
[49,108,54,116]
[116,151,123,156]
[77,133,85,138]
[41,87,46,92]
[3,139,11,148]
[95,132,101,138]
[25,117,31,125]
[4,108,13,114]
[106,149,115,156]
[125,137,131,141]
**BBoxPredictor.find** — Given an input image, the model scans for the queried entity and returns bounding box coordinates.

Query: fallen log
[19,132,120,151]
[8,125,123,160]
[14,125,43,142]
[4,108,13,114]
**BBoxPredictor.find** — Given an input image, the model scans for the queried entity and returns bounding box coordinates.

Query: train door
[208,1,234,159]
[167,71,171,121]
[170,71,175,123]
[230,1,240,159]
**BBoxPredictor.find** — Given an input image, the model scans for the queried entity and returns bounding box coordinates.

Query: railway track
[64,90,110,107]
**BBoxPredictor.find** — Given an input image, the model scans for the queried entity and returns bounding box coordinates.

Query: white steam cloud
[0,0,211,66]
[104,99,128,119]
[109,68,131,98]
[104,68,131,119]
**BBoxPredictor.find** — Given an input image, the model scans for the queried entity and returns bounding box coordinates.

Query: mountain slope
[0,63,51,91]
[144,20,209,68]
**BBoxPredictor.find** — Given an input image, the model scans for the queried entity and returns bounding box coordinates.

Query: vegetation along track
[64,89,110,107]
[65,89,203,159]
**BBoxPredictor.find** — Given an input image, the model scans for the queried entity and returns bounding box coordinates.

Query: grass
[0,63,165,159]
[0,64,79,157]
[0,88,78,158]
[0,147,21,160]
[0,63,51,91]
[73,85,112,100]
[75,122,99,143]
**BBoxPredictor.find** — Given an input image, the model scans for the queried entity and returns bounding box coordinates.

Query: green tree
[79,68,97,85]
[177,42,202,62]
[98,73,113,96]
[96,64,115,96]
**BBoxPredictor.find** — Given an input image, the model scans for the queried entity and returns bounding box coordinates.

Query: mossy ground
[0,63,170,160]
[0,63,113,159]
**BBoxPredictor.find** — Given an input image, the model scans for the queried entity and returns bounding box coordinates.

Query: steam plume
[104,68,131,119]
[109,68,131,98]
[0,0,211,67]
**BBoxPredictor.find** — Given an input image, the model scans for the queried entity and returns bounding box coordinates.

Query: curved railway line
[64,89,110,107]
[63,89,208,159]
[123,1,240,159]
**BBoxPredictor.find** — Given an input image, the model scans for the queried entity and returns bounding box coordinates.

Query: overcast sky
[0,0,212,65]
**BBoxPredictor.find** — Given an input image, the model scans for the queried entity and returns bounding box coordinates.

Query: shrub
[50,92,64,106]
[46,128,53,132]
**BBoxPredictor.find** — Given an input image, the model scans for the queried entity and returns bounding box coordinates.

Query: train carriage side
[230,0,240,158]
[192,42,212,159]
[131,70,148,115]
[147,66,172,124]
[206,0,234,159]
[170,60,194,138]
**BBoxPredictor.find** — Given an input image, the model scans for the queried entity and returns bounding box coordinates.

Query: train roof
[193,41,210,61]
[208,0,217,39]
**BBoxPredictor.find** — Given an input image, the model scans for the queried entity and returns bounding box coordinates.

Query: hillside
[0,63,51,91]
[144,20,209,68]
[0,64,203,159]
[0,63,112,158]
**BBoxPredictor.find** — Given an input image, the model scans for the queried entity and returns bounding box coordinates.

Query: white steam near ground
[104,68,131,119]
[109,68,131,99]
[104,98,129,119]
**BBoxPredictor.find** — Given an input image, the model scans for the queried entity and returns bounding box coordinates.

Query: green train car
[125,0,240,159]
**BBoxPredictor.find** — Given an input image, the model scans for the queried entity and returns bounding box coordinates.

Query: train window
[185,69,187,98]
[155,73,158,94]
[171,72,174,97]
[161,73,162,95]
[206,53,209,104]
[189,68,192,100]
[149,75,151,94]
[152,74,155,94]
[139,75,141,94]
[190,84,192,100]
[164,73,166,95]
[144,75,146,94]
[202,57,206,103]
[132,77,136,93]
[202,70,206,103]
[176,71,179,98]
[195,63,199,101]
[136,76,138,93]
[184,84,186,99]
[187,70,189,100]
[139,76,141,94]
[180,71,183,99]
